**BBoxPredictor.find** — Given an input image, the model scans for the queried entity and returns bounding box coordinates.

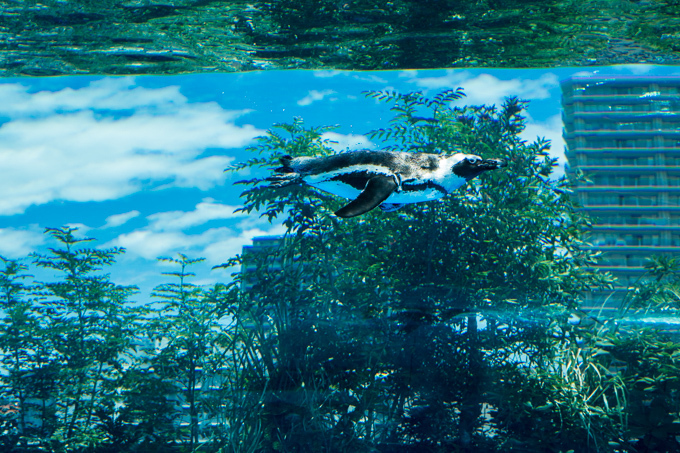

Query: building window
[584,103,607,112]
[588,194,618,204]
[584,122,606,131]
[659,86,679,94]
[638,175,655,185]
[618,195,658,206]
[584,85,613,95]
[585,139,616,148]
[613,104,633,111]
[652,100,680,112]
[627,255,647,266]
[635,156,655,165]
[641,235,659,246]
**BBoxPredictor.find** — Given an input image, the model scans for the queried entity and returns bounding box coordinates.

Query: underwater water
[3,0,680,75]
[1,2,680,453]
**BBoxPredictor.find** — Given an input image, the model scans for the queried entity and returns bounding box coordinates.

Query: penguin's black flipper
[335,175,398,218]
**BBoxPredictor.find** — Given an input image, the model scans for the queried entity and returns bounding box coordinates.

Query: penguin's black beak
[455,155,508,180]
[479,158,507,170]
[479,159,508,170]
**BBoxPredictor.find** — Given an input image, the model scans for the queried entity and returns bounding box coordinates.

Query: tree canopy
[0,90,678,452]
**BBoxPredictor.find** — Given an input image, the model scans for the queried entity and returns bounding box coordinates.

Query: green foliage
[231,118,342,235]
[30,227,139,451]
[145,254,234,450]
[0,89,677,453]
[602,255,680,451]
[623,255,680,313]
[363,88,466,153]
[0,257,35,449]
[223,88,620,451]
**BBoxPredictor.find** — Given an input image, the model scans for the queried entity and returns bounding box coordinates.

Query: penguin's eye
[467,157,481,165]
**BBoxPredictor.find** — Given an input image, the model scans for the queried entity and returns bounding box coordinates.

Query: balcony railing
[578,165,680,172]
[576,185,680,192]
[590,224,680,232]
[582,205,680,212]
[567,147,680,153]
[582,245,680,252]
[563,92,680,101]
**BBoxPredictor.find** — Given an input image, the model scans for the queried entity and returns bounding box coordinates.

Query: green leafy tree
[226,89,613,451]
[584,256,680,452]
[600,329,680,452]
[623,255,680,313]
[145,254,233,451]
[30,227,138,451]
[0,257,37,450]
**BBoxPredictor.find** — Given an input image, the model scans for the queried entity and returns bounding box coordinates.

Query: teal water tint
[3,0,680,76]
[2,2,680,453]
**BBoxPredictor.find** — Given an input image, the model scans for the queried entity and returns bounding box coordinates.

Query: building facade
[561,76,680,309]
[240,235,286,292]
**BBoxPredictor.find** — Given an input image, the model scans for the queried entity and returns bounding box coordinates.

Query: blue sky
[1,64,679,298]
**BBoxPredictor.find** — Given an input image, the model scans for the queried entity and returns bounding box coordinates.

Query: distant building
[561,75,680,309]
[240,235,287,292]
[240,235,320,294]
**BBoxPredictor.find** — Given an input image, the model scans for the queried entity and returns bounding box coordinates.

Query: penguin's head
[452,154,507,180]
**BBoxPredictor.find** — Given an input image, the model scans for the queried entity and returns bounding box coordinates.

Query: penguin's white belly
[307,177,450,205]
[386,187,446,204]
[309,180,363,201]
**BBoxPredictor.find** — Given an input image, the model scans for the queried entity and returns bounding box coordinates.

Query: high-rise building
[240,235,286,291]
[561,75,680,310]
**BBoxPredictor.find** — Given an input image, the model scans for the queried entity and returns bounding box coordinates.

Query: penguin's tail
[265,173,301,188]
[267,155,301,188]
[274,155,295,173]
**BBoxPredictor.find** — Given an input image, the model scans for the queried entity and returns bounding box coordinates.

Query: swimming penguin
[267,150,507,218]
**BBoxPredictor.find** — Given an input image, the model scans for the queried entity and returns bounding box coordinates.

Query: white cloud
[612,64,655,75]
[464,73,559,104]
[399,70,419,79]
[202,223,287,264]
[113,221,285,263]
[114,229,196,260]
[321,132,375,152]
[521,113,566,178]
[0,226,44,258]
[0,79,264,215]
[571,70,597,77]
[0,77,186,117]
[353,74,388,83]
[106,218,287,295]
[147,198,245,231]
[402,70,560,106]
[313,70,344,78]
[64,223,92,235]
[104,210,140,228]
[313,70,387,84]
[108,199,284,264]
[297,89,337,106]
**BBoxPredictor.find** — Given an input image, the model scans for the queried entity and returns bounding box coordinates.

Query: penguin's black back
[278,150,441,179]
